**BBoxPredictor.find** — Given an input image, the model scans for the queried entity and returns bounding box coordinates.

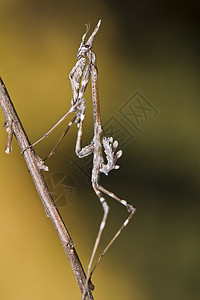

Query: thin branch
[0,76,94,300]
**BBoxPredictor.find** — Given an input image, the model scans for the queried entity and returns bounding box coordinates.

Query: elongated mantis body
[23,20,135,299]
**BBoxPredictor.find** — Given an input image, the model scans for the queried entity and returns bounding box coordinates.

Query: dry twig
[0,76,94,300]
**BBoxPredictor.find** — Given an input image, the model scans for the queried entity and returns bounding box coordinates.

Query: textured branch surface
[0,76,94,300]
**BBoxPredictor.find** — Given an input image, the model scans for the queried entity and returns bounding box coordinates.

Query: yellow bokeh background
[0,1,199,300]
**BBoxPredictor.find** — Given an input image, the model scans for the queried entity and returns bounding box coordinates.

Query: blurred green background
[0,1,199,299]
